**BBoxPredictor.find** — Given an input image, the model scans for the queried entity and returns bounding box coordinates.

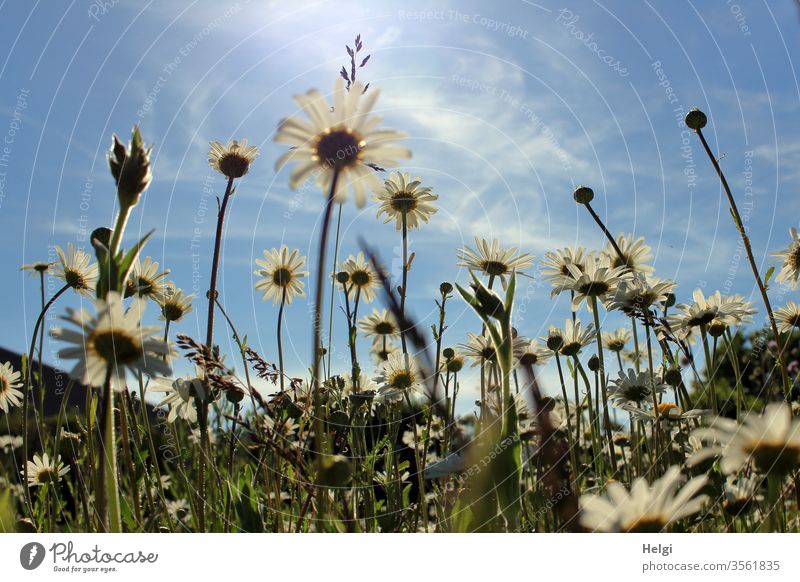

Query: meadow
[1,37,799,534]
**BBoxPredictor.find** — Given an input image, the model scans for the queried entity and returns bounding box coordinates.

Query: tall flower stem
[96,368,122,532]
[36,271,47,442]
[399,210,409,354]
[277,288,287,392]
[723,329,745,421]
[692,127,790,398]
[589,297,618,473]
[311,169,341,518]
[21,282,69,519]
[325,203,344,379]
[554,354,578,487]
[699,324,718,415]
[199,174,235,531]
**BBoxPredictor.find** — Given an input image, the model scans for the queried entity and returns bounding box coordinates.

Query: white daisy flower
[341,372,378,395]
[338,252,381,303]
[0,434,23,452]
[371,339,399,365]
[376,353,422,401]
[51,292,171,391]
[540,246,587,296]
[358,308,399,339]
[24,453,70,487]
[774,301,800,334]
[603,233,654,274]
[689,403,800,475]
[208,139,259,179]
[667,289,742,338]
[705,293,756,335]
[52,243,98,297]
[374,172,438,230]
[20,261,52,275]
[580,466,708,532]
[609,368,667,407]
[621,402,706,423]
[457,236,533,287]
[254,246,308,305]
[569,253,626,312]
[150,376,200,423]
[274,77,410,208]
[772,227,800,289]
[602,328,631,353]
[0,362,23,413]
[518,340,552,367]
[550,319,596,357]
[605,274,676,316]
[157,285,194,323]
[125,256,170,300]
[459,331,527,368]
[723,475,759,516]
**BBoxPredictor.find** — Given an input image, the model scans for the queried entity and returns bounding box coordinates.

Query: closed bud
[685,108,707,131]
[546,334,564,352]
[109,126,152,209]
[439,282,453,295]
[588,354,600,372]
[226,388,245,404]
[442,347,455,360]
[471,282,506,320]
[336,271,350,284]
[664,366,682,387]
[90,227,112,258]
[573,186,594,205]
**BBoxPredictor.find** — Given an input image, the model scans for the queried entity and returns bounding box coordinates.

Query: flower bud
[471,282,505,320]
[685,108,707,131]
[588,354,600,372]
[336,271,350,284]
[664,366,682,387]
[546,333,564,352]
[109,126,152,209]
[439,282,453,295]
[226,387,245,404]
[573,186,594,205]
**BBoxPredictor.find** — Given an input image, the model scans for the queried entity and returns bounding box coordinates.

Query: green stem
[199,175,236,531]
[400,210,409,354]
[326,203,344,380]
[694,127,790,399]
[277,288,287,392]
[590,296,617,473]
[311,169,341,523]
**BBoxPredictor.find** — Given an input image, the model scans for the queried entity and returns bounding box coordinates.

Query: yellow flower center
[162,302,185,322]
[388,369,415,390]
[349,269,371,287]
[374,321,395,335]
[272,267,293,287]
[746,439,800,475]
[314,128,364,170]
[65,269,88,290]
[218,150,252,179]
[482,260,508,276]
[390,192,418,214]
[91,330,142,365]
[623,515,665,533]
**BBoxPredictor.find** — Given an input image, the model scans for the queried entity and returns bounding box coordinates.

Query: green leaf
[116,228,155,291]
[764,266,775,288]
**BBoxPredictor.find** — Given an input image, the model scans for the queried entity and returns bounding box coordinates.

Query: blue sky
[2,0,799,406]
